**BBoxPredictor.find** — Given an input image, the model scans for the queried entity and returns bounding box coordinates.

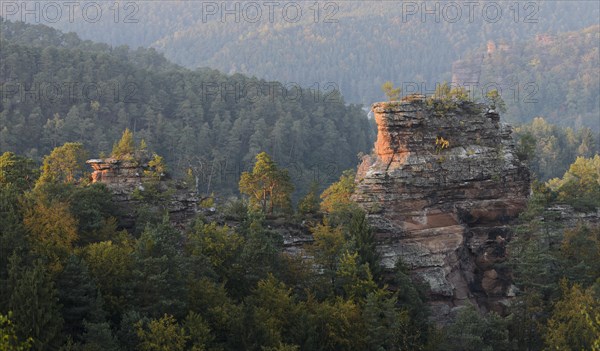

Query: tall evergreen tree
[8,259,64,350]
[57,255,105,340]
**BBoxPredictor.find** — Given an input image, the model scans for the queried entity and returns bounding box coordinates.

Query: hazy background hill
[475,25,599,130]
[5,0,598,128]
[0,19,372,198]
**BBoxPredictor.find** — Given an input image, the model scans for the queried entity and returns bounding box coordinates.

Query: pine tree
[9,259,64,351]
[297,181,320,215]
[80,320,121,351]
[111,129,135,159]
[239,152,294,214]
[320,170,356,215]
[131,218,187,317]
[57,255,105,340]
[346,208,381,280]
[381,81,401,101]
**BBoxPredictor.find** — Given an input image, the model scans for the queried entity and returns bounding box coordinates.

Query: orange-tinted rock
[87,158,144,197]
[352,97,530,322]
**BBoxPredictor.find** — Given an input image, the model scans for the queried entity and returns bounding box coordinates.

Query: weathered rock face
[352,97,530,321]
[87,158,145,199]
[87,157,199,231]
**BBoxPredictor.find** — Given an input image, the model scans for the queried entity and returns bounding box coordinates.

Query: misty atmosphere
[0,1,599,350]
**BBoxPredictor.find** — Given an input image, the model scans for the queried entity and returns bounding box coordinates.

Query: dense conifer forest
[1,11,599,351]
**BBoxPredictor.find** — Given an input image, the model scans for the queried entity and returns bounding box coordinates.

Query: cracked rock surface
[352,98,530,322]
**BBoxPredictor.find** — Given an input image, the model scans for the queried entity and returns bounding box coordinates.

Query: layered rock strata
[87,157,199,230]
[352,97,530,320]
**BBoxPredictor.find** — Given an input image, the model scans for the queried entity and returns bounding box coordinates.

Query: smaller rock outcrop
[87,158,145,199]
[87,156,199,230]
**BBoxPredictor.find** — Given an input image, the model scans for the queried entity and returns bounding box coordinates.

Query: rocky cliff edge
[352,96,531,321]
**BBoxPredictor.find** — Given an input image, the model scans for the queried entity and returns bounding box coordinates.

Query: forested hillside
[0,19,373,197]
[1,133,598,351]
[476,25,600,129]
[15,0,599,113]
[1,1,599,350]
[514,117,599,181]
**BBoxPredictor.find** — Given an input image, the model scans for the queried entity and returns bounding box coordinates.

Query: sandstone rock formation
[87,158,145,199]
[87,156,199,230]
[352,97,530,321]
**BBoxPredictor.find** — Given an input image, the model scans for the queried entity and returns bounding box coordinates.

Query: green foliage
[507,180,600,351]
[0,152,38,192]
[235,215,282,298]
[83,238,134,321]
[8,259,64,350]
[449,86,470,102]
[0,312,33,351]
[116,310,145,351]
[335,251,377,301]
[381,81,401,101]
[16,15,600,351]
[434,82,452,99]
[7,142,581,351]
[145,153,167,180]
[320,170,356,214]
[13,1,596,114]
[239,152,294,215]
[426,83,472,115]
[0,154,35,309]
[346,208,381,280]
[515,131,537,162]
[300,296,365,350]
[67,184,118,245]
[56,255,105,339]
[440,305,513,351]
[477,25,600,129]
[136,314,188,351]
[0,19,372,199]
[80,320,121,351]
[186,221,243,279]
[217,198,246,222]
[199,196,215,209]
[23,197,79,272]
[393,260,429,333]
[185,278,240,349]
[544,282,600,351]
[548,155,600,211]
[363,289,423,351]
[297,181,320,215]
[36,143,88,186]
[241,274,299,350]
[560,225,600,286]
[131,218,187,317]
[309,224,346,292]
[183,312,213,351]
[514,117,599,181]
[111,129,136,159]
